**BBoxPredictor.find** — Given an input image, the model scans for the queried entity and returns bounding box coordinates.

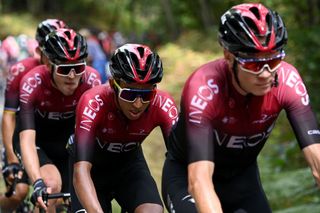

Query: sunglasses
[113,80,156,104]
[235,51,285,75]
[51,61,86,77]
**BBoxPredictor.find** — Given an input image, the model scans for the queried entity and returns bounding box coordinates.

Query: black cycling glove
[31,178,47,205]
[2,162,23,180]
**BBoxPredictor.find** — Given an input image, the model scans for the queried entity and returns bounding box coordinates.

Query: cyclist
[70,43,178,212]
[162,3,320,213]
[18,28,101,212]
[0,19,67,213]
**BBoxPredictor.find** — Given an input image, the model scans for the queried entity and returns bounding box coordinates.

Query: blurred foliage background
[0,0,320,212]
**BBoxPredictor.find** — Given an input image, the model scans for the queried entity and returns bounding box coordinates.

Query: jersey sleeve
[155,92,179,142]
[181,70,220,164]
[18,71,42,131]
[277,64,320,148]
[4,62,27,111]
[74,88,104,162]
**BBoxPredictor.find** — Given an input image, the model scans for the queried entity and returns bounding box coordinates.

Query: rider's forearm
[189,180,223,213]
[1,111,18,163]
[74,162,104,213]
[20,129,42,183]
[188,161,223,213]
[303,143,320,187]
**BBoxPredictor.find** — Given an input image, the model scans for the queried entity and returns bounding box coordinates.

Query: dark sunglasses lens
[119,90,137,102]
[241,57,282,72]
[267,58,282,69]
[119,90,155,102]
[140,90,155,102]
[56,64,86,75]
[241,61,262,72]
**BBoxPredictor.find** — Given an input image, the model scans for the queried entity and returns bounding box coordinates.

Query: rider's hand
[2,162,23,184]
[31,178,50,211]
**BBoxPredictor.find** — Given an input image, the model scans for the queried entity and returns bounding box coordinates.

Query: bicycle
[39,192,71,213]
[2,175,33,213]
[3,177,71,213]
[4,177,127,213]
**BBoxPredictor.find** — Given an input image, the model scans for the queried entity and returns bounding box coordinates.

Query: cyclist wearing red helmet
[162,3,320,213]
[69,43,178,212]
[18,28,101,211]
[0,19,67,213]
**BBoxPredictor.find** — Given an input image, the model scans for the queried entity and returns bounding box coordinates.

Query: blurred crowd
[0,34,38,92]
[78,28,127,83]
[0,28,128,92]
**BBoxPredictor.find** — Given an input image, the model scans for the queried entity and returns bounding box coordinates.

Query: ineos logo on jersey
[189,79,219,124]
[20,73,42,104]
[283,70,309,106]
[214,122,275,149]
[7,63,25,87]
[36,109,75,120]
[87,73,101,86]
[152,95,178,120]
[104,142,140,153]
[79,95,104,131]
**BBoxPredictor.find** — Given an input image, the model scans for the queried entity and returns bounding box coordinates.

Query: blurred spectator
[0,34,37,94]
[0,34,38,70]
[80,28,108,83]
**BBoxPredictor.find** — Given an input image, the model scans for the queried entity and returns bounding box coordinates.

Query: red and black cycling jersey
[74,84,178,162]
[4,57,41,112]
[167,59,320,177]
[19,65,101,131]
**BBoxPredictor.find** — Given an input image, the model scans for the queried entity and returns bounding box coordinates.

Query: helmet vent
[249,7,260,20]
[137,47,145,58]
[129,52,140,70]
[244,17,258,35]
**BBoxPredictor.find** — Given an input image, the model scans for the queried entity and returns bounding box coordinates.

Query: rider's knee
[44,177,62,193]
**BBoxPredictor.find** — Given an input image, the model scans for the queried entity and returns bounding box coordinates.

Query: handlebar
[42,192,71,205]
[40,192,71,213]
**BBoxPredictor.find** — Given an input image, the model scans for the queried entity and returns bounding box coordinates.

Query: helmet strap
[272,73,279,87]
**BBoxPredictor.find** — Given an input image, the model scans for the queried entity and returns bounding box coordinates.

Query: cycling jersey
[74,84,178,162]
[18,65,101,160]
[167,59,320,177]
[71,84,178,211]
[4,57,40,112]
[162,58,320,213]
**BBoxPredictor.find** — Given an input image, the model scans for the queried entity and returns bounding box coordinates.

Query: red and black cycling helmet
[36,19,67,47]
[110,43,163,84]
[218,3,287,53]
[42,28,88,63]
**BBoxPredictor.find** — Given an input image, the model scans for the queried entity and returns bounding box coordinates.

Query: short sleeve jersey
[19,65,101,131]
[4,57,40,112]
[74,84,178,162]
[168,58,320,177]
